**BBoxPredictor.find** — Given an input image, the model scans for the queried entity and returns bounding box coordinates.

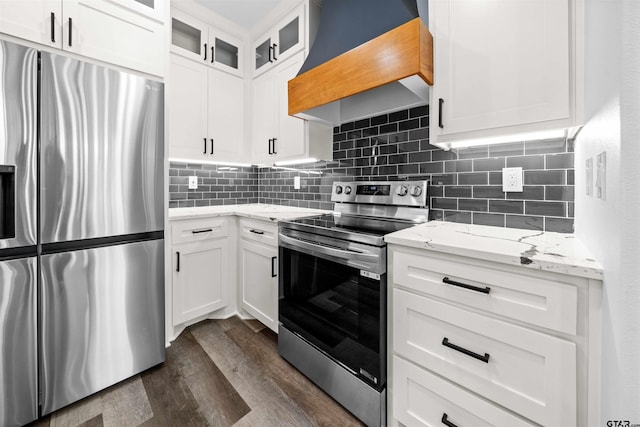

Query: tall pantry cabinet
[168,5,247,163]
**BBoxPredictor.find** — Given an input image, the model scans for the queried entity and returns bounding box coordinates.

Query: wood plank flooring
[28,317,364,427]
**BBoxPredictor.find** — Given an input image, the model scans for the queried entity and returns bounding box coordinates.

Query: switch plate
[293,176,301,190]
[596,151,606,199]
[585,157,593,196]
[502,167,523,192]
[188,175,198,190]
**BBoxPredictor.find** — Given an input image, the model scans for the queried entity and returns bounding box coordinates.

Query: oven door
[278,228,386,390]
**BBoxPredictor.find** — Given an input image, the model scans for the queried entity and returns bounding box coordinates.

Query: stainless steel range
[278,180,429,427]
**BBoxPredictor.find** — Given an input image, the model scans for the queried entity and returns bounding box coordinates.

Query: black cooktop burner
[286,213,417,240]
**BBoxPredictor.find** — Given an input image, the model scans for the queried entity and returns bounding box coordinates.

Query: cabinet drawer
[392,248,578,335]
[393,356,534,427]
[171,217,229,244]
[393,289,577,426]
[239,218,278,246]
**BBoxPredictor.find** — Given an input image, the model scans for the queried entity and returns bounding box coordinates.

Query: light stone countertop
[384,221,603,280]
[168,203,329,223]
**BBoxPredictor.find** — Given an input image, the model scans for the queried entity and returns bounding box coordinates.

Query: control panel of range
[331,181,428,207]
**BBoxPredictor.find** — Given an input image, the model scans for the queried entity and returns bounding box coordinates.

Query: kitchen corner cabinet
[169,52,244,163]
[252,3,305,77]
[171,8,244,78]
[0,0,164,76]
[238,219,279,332]
[388,245,602,427]
[251,50,332,165]
[171,217,231,325]
[429,0,582,148]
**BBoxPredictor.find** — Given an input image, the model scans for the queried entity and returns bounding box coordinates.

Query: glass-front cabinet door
[171,9,244,77]
[212,30,244,77]
[171,9,207,62]
[252,4,305,76]
[254,36,273,74]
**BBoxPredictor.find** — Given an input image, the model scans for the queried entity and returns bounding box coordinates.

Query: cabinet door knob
[441,413,458,427]
[68,17,72,47]
[272,43,278,60]
[271,256,277,277]
[268,138,273,155]
[272,137,277,155]
[438,98,444,128]
[210,138,214,155]
[50,12,55,43]
[203,137,207,154]
[211,45,214,63]
[176,251,180,272]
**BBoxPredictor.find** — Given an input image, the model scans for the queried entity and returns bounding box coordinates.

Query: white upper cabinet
[169,52,244,163]
[251,50,331,165]
[252,4,305,77]
[171,8,244,77]
[429,0,581,149]
[0,0,165,76]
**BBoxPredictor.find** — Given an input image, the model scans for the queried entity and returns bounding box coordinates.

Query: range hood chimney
[288,0,433,126]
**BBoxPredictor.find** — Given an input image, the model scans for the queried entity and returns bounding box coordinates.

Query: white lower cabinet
[171,217,231,325]
[389,245,602,427]
[393,356,534,427]
[238,219,279,332]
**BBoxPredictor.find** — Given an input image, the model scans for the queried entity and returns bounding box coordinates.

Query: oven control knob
[335,185,343,194]
[344,185,352,195]
[397,185,408,196]
[410,186,423,197]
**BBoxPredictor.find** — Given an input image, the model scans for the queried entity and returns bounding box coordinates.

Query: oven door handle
[278,233,379,263]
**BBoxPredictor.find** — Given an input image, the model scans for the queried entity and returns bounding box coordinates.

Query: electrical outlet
[502,167,523,192]
[293,176,301,190]
[188,175,198,190]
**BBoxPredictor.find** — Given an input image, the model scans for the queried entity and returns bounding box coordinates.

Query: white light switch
[188,175,198,190]
[502,167,523,192]
[293,176,301,190]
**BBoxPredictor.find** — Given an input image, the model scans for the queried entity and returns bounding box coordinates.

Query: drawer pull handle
[271,256,277,277]
[441,413,458,427]
[250,229,264,235]
[442,337,490,363]
[192,229,213,234]
[443,277,490,294]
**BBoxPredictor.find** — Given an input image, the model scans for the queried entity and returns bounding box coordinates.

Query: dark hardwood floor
[29,317,364,427]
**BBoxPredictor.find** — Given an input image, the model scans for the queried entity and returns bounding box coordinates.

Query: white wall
[575,0,640,422]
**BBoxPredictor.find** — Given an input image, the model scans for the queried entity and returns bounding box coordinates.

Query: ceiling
[193,0,289,28]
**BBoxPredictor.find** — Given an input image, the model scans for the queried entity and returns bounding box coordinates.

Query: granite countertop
[384,221,603,280]
[168,203,329,222]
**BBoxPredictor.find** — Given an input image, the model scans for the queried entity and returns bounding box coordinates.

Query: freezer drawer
[40,239,165,415]
[39,51,164,244]
[0,256,37,427]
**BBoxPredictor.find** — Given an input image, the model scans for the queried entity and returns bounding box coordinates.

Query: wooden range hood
[288,17,433,125]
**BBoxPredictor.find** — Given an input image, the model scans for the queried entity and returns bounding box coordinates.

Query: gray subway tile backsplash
[168,105,575,232]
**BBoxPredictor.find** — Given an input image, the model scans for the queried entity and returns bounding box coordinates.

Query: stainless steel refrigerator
[0,40,165,425]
